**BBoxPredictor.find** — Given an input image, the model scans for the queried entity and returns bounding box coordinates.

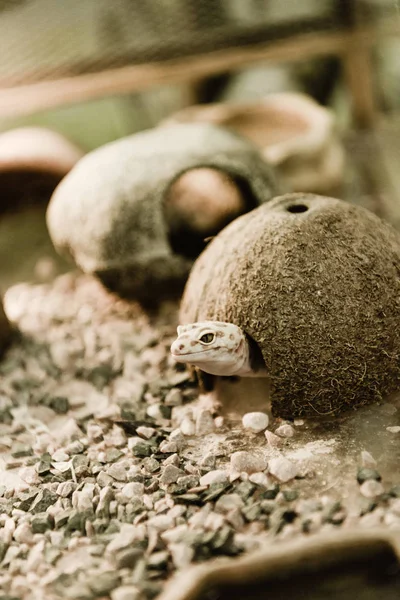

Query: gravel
[0,274,399,600]
[242,412,269,433]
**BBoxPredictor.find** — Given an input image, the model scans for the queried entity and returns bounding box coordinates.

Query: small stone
[111,585,142,600]
[249,472,271,487]
[142,457,160,473]
[169,543,194,569]
[107,463,127,482]
[215,494,244,514]
[115,548,144,569]
[147,403,169,421]
[30,489,58,514]
[54,508,72,529]
[195,410,215,436]
[106,523,140,553]
[31,513,53,533]
[200,453,216,472]
[52,449,69,462]
[105,448,124,463]
[13,522,33,544]
[164,389,183,406]
[274,424,295,438]
[360,450,377,469]
[128,438,152,457]
[242,502,262,522]
[360,480,385,498]
[121,482,144,499]
[180,417,196,436]
[268,457,298,483]
[136,426,156,439]
[283,489,299,502]
[97,470,114,487]
[200,470,228,487]
[159,440,178,454]
[230,451,268,475]
[56,481,77,497]
[147,514,174,532]
[386,426,400,433]
[264,430,282,447]
[49,396,70,414]
[147,550,169,569]
[11,442,33,458]
[242,412,269,433]
[160,465,185,485]
[357,468,382,484]
[88,572,121,596]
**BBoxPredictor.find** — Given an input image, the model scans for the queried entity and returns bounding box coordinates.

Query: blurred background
[0,0,400,288]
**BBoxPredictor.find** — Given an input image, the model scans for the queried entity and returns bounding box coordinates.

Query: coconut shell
[180,193,400,418]
[47,123,279,303]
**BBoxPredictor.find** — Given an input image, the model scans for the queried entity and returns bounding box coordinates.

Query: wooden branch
[0,18,398,119]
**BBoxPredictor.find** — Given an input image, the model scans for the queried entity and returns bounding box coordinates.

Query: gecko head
[170,321,246,374]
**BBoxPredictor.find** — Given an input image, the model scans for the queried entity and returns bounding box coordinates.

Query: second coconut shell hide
[180,193,400,418]
[47,123,279,302]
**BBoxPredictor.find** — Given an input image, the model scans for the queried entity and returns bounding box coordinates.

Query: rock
[195,410,215,436]
[88,572,121,596]
[230,451,268,475]
[386,426,400,433]
[159,440,178,454]
[180,417,196,436]
[242,412,269,433]
[357,468,382,484]
[200,470,228,487]
[128,438,152,457]
[47,123,278,302]
[106,524,140,554]
[160,465,185,485]
[274,424,295,438]
[360,450,377,469]
[136,426,156,439]
[29,488,58,514]
[249,472,271,488]
[215,494,244,514]
[360,480,385,498]
[111,585,142,600]
[107,462,127,482]
[121,482,144,500]
[31,512,53,533]
[169,543,194,569]
[268,457,298,483]
[264,430,282,447]
[164,389,183,406]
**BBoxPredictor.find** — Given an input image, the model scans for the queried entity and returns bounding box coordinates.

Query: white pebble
[275,424,295,438]
[199,470,228,487]
[360,450,377,469]
[169,543,194,569]
[121,482,144,499]
[264,430,282,447]
[249,472,271,488]
[136,426,156,439]
[360,480,384,498]
[268,456,298,483]
[230,451,268,474]
[195,410,215,436]
[180,417,196,436]
[386,426,400,433]
[242,412,269,433]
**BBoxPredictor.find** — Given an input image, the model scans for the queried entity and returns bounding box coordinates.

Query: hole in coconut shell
[287,204,308,214]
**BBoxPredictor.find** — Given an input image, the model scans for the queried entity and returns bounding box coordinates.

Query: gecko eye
[199,332,215,344]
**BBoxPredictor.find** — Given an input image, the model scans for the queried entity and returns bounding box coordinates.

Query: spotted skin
[170,321,267,377]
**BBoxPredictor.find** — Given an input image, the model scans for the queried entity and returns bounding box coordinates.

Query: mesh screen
[0,0,348,87]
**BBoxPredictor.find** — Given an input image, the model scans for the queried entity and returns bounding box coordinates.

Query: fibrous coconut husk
[180,193,400,418]
[0,127,83,213]
[47,123,279,303]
